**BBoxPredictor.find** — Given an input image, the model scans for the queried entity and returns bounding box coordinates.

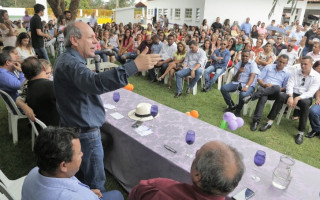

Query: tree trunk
[47,0,80,21]
[69,0,80,21]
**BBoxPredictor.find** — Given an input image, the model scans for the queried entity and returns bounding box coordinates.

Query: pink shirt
[257,27,267,35]
[129,178,226,200]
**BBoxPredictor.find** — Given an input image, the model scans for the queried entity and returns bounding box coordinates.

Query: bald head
[191,141,244,196]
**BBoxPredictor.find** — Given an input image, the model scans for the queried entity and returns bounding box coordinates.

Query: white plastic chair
[0,182,11,200]
[29,118,47,151]
[0,170,26,200]
[248,99,275,117]
[230,90,249,116]
[0,89,27,145]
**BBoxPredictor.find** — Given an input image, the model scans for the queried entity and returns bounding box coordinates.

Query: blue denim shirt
[240,22,252,34]
[54,47,138,128]
[151,41,163,54]
[233,60,260,87]
[0,68,25,101]
[211,48,231,70]
[22,167,100,200]
[258,64,290,88]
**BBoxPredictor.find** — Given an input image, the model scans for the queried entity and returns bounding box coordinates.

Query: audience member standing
[211,17,222,32]
[30,4,51,61]
[240,17,252,37]
[89,12,97,28]
[22,10,31,31]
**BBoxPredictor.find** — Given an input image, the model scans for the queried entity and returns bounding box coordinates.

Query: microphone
[94,55,101,73]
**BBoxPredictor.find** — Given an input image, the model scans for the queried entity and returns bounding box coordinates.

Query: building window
[148,9,151,16]
[175,8,180,18]
[170,8,173,19]
[185,8,192,19]
[158,9,162,17]
[163,9,168,17]
[196,8,200,21]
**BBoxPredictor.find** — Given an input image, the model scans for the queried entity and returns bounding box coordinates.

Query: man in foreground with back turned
[129,141,245,200]
[54,21,160,196]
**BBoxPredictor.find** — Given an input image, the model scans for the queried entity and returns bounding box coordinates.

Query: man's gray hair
[195,145,244,195]
[64,22,82,48]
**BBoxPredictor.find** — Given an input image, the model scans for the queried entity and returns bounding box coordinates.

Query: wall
[146,0,205,27]
[203,0,308,27]
[113,7,135,25]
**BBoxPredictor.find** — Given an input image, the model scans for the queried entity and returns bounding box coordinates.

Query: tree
[65,0,90,9]
[269,0,297,19]
[106,0,133,9]
[47,0,80,20]
[1,0,35,8]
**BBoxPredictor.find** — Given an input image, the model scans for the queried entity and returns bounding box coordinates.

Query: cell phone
[232,188,255,200]
[132,121,143,128]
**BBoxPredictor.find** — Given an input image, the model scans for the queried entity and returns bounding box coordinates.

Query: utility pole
[116,0,119,8]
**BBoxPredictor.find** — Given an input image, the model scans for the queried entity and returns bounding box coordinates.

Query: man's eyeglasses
[222,43,227,45]
[301,77,305,86]
[277,38,282,40]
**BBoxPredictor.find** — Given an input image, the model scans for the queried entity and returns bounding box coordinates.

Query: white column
[36,0,49,22]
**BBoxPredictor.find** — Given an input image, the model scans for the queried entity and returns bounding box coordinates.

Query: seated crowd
[1,3,320,199]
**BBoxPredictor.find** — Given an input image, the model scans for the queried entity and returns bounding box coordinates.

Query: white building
[146,0,309,27]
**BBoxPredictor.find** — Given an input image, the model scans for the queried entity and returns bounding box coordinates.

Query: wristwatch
[245,85,249,88]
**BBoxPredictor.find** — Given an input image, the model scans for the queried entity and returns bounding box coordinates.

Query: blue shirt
[151,41,163,54]
[240,22,252,34]
[54,47,138,128]
[258,64,289,88]
[211,48,231,70]
[0,68,25,101]
[22,167,99,200]
[233,60,259,87]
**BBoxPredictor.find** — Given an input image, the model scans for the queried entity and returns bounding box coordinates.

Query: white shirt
[183,48,207,70]
[89,17,97,27]
[289,31,305,45]
[286,68,320,99]
[159,43,177,61]
[306,51,320,64]
[278,49,299,66]
[109,35,118,48]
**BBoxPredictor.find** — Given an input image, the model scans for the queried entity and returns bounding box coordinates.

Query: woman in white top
[16,32,36,61]
[0,10,17,47]
[200,19,210,35]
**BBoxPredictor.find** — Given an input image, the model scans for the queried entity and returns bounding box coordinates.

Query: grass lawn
[0,70,319,199]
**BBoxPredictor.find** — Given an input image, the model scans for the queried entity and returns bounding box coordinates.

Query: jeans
[204,65,225,89]
[101,190,124,200]
[309,104,320,132]
[75,128,106,191]
[34,47,50,61]
[220,82,255,111]
[302,46,310,57]
[176,68,203,93]
[149,62,169,80]
[95,50,108,62]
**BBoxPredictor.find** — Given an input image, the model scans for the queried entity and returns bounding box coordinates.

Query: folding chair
[0,170,26,200]
[0,89,27,145]
[230,90,249,116]
[29,118,47,151]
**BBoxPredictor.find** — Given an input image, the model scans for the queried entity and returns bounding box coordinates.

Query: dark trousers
[253,85,281,123]
[267,93,312,132]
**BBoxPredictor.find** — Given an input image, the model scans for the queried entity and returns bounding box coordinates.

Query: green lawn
[0,72,319,199]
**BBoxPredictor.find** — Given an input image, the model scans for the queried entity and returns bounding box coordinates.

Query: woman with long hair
[250,25,259,39]
[202,39,213,68]
[118,29,134,63]
[54,15,67,55]
[15,32,36,60]
[157,42,187,89]
[255,42,275,71]
[200,19,210,35]
[0,10,17,47]
[252,38,264,56]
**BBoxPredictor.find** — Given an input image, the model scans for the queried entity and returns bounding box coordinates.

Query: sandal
[157,77,163,81]
[291,116,299,121]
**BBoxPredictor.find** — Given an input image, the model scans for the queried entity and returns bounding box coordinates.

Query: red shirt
[129,178,226,200]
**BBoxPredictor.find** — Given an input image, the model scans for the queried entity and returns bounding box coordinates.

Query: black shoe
[305,131,320,138]
[259,123,272,132]
[224,106,236,112]
[186,88,191,94]
[174,93,182,98]
[250,121,259,131]
[251,93,258,101]
[295,134,303,145]
[243,95,252,104]
[202,87,207,92]
[150,79,157,83]
[234,109,241,117]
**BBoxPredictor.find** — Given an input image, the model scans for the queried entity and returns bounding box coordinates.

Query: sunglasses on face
[301,77,305,86]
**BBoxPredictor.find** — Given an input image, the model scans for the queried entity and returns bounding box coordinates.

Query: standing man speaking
[54,21,160,196]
